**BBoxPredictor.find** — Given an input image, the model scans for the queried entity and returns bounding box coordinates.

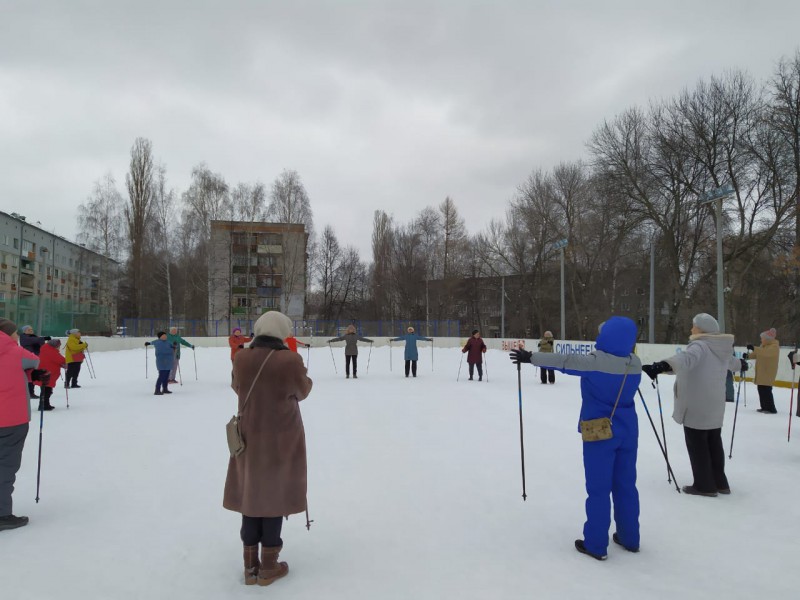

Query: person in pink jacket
[0,318,42,531]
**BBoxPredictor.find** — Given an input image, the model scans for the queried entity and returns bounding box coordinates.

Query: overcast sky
[1,0,799,259]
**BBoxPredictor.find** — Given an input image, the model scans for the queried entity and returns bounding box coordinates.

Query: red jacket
[0,331,39,427]
[36,344,66,388]
[228,334,253,361]
[462,336,487,364]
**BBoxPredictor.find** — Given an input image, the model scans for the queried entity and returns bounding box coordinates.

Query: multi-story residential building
[208,220,308,326]
[0,211,118,336]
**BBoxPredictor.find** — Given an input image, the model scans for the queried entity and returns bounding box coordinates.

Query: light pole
[699,185,735,332]
[649,241,655,343]
[549,239,569,340]
[37,247,48,333]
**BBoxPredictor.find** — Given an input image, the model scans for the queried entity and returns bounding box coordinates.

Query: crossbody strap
[239,350,275,417]
[609,360,633,422]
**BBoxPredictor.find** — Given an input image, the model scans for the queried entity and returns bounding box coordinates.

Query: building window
[0,273,5,283]
[235,297,251,308]
[11,256,18,267]
[22,240,34,253]
[13,238,19,249]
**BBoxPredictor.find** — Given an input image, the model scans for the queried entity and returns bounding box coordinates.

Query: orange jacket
[228,334,253,360]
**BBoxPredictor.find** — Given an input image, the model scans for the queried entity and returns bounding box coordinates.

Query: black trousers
[241,515,283,547]
[468,363,483,380]
[540,367,555,384]
[345,355,358,376]
[683,426,729,493]
[0,423,29,516]
[404,360,417,377]
[757,385,776,412]
[65,362,82,387]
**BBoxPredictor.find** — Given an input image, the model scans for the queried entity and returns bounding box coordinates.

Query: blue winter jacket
[528,316,642,436]
[151,339,176,371]
[391,333,433,361]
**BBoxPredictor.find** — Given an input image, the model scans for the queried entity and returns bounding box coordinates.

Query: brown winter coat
[750,338,780,386]
[223,340,313,517]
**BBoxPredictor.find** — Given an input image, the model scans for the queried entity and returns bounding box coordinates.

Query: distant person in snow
[538,330,556,384]
[744,328,780,414]
[34,339,66,411]
[166,326,194,384]
[642,313,746,498]
[327,325,372,379]
[228,328,253,362]
[391,326,433,378]
[462,329,486,381]
[224,310,313,586]
[510,316,642,561]
[64,329,88,389]
[19,325,51,398]
[145,332,176,396]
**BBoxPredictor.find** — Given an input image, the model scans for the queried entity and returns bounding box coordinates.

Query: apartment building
[0,211,119,336]
[208,220,308,325]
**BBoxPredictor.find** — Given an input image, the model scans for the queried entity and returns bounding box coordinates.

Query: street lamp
[698,185,735,332]
[549,238,569,340]
[37,247,48,333]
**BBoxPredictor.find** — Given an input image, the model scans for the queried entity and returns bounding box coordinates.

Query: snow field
[2,345,799,599]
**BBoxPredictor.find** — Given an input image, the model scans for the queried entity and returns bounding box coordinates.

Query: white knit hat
[253,311,292,340]
[692,313,719,334]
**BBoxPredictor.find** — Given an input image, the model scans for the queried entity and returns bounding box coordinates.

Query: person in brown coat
[745,327,780,414]
[462,329,487,381]
[223,310,313,586]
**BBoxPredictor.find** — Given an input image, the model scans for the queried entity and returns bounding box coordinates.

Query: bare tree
[151,164,176,321]
[124,137,155,318]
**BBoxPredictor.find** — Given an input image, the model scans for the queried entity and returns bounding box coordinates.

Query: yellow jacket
[65,334,88,364]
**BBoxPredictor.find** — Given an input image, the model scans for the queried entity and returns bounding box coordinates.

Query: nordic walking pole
[35,398,44,503]
[328,342,338,375]
[305,505,314,531]
[145,344,149,379]
[85,349,96,379]
[457,351,464,381]
[367,342,373,375]
[729,371,744,458]
[64,379,69,409]
[484,352,489,382]
[517,362,527,501]
[653,378,670,483]
[431,339,434,372]
[192,346,198,380]
[177,359,183,386]
[389,341,393,372]
[637,387,680,492]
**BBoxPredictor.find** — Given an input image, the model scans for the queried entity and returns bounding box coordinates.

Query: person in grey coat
[642,313,746,497]
[327,325,373,379]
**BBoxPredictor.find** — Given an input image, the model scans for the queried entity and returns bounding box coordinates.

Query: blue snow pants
[582,431,639,556]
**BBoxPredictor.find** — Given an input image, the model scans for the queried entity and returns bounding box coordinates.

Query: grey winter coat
[663,333,741,430]
[328,333,373,356]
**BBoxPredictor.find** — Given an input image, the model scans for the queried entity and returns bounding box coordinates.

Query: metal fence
[0,297,114,338]
[119,318,462,338]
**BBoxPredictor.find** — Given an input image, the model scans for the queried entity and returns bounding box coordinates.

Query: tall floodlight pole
[501,276,505,338]
[699,185,735,333]
[549,239,569,340]
[649,242,655,343]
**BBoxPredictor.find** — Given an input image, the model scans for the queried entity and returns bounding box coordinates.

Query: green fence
[0,296,114,337]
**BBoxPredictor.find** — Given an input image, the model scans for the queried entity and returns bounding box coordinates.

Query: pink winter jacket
[0,331,39,427]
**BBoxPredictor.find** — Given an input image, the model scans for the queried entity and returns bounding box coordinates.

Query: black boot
[575,539,607,561]
[29,383,39,399]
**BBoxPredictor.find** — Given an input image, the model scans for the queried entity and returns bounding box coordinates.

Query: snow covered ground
[3,345,799,599]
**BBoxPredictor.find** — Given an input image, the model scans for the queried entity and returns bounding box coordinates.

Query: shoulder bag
[579,369,630,442]
[226,350,275,457]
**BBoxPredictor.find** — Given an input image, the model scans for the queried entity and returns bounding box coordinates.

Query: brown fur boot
[243,544,260,585]
[257,545,289,586]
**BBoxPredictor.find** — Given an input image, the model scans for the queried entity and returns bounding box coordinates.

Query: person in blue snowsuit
[390,326,433,378]
[145,332,176,395]
[510,316,642,560]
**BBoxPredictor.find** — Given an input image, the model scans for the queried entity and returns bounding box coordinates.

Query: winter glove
[642,361,670,381]
[191,345,195,349]
[789,351,796,368]
[742,353,749,360]
[43,336,52,341]
[746,344,754,351]
[144,342,151,346]
[238,344,244,349]
[509,349,533,364]
[739,359,749,372]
